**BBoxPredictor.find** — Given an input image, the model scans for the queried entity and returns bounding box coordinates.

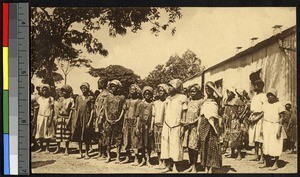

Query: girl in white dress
[34,84,55,153]
[161,79,188,173]
[260,88,286,171]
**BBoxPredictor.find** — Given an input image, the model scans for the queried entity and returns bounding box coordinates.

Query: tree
[143,50,205,88]
[89,65,141,96]
[31,7,182,87]
[57,57,91,85]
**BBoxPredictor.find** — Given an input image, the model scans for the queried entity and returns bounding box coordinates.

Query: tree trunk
[64,73,67,85]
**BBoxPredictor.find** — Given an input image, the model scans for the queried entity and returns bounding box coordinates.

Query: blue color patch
[3,134,10,175]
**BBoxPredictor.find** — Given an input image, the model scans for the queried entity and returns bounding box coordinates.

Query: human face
[42,87,49,97]
[227,90,235,99]
[80,86,88,94]
[285,104,291,111]
[108,84,117,94]
[158,87,166,98]
[61,90,67,98]
[189,87,197,99]
[129,85,137,95]
[205,85,214,96]
[267,93,277,104]
[143,90,152,101]
[169,86,176,96]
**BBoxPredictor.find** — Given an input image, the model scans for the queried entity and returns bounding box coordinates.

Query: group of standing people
[31,76,296,173]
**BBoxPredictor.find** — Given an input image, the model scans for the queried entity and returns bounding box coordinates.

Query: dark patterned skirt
[137,123,154,150]
[55,115,71,142]
[103,120,123,147]
[199,117,222,168]
[154,124,163,152]
[122,118,139,151]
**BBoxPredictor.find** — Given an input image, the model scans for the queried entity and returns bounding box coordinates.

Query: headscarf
[205,81,222,98]
[157,83,169,94]
[188,83,201,92]
[61,85,73,96]
[130,84,142,94]
[80,82,90,90]
[285,101,292,106]
[108,79,122,87]
[267,88,278,98]
[142,86,154,95]
[168,79,183,92]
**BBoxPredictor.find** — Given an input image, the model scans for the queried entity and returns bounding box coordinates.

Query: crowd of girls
[31,77,296,173]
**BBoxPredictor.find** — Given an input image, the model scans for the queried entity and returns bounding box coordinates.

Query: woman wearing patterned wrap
[103,80,126,163]
[182,84,204,173]
[121,84,142,165]
[151,84,169,169]
[53,85,74,155]
[71,82,94,159]
[197,81,222,173]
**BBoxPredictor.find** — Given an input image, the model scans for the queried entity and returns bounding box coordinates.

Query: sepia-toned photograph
[30,7,297,174]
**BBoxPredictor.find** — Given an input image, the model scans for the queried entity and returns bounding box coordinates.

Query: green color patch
[3,90,9,133]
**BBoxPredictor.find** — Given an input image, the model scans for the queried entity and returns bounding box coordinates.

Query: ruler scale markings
[18,3,30,175]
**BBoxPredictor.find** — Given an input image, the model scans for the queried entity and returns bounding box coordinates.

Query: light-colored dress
[35,96,55,139]
[152,99,167,152]
[248,93,266,146]
[161,94,188,162]
[182,99,203,150]
[263,101,286,156]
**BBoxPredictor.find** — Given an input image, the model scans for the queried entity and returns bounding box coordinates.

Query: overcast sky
[32,7,296,94]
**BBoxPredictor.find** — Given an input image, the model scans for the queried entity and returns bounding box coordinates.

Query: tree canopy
[143,50,205,88]
[31,7,182,86]
[89,65,141,96]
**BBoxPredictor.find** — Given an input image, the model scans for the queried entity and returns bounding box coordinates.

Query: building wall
[202,32,296,110]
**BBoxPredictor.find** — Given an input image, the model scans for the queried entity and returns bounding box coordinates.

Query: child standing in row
[135,86,154,167]
[103,80,125,163]
[161,79,188,173]
[121,84,142,164]
[151,84,169,169]
[34,84,55,153]
[71,82,94,159]
[183,84,203,173]
[260,88,286,171]
[94,77,110,160]
[53,85,74,155]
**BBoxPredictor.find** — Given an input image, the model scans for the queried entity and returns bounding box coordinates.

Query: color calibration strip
[3,2,10,175]
[2,2,30,175]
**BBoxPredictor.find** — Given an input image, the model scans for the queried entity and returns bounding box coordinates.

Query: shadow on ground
[32,160,56,169]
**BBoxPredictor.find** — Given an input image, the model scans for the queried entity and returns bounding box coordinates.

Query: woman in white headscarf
[161,79,188,173]
[197,81,223,173]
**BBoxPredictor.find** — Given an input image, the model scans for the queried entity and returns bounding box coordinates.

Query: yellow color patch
[3,47,9,90]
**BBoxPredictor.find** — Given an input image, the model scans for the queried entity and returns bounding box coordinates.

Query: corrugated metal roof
[184,25,296,83]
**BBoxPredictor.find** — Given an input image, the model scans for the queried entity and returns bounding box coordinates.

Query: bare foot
[138,159,146,167]
[45,150,50,154]
[269,165,279,171]
[76,154,85,159]
[105,157,111,163]
[120,157,129,164]
[161,167,172,173]
[155,164,166,169]
[236,156,242,161]
[53,148,60,154]
[183,166,193,173]
[36,148,43,153]
[132,160,139,166]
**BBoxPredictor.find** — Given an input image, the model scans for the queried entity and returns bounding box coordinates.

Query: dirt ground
[31,141,297,174]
